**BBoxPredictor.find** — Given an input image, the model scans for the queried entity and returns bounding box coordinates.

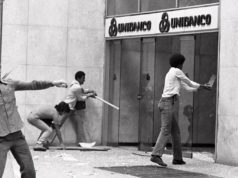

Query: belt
[161,94,178,104]
[162,94,177,100]
[0,130,23,140]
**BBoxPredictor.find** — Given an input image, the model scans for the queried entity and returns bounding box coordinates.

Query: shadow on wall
[183,104,193,145]
[96,165,221,178]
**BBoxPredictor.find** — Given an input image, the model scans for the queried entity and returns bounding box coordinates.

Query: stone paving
[3,146,238,178]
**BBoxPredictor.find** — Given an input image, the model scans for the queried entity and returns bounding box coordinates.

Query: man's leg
[71,110,87,144]
[10,134,36,178]
[28,117,53,150]
[37,123,53,145]
[152,101,172,157]
[171,98,185,164]
[151,100,173,166]
[0,138,11,177]
[171,113,182,160]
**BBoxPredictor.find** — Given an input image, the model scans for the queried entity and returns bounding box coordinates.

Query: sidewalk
[3,146,238,178]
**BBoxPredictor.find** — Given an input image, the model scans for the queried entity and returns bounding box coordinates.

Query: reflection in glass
[119,39,140,143]
[141,0,176,12]
[139,38,155,151]
[179,0,219,7]
[183,105,193,146]
[107,0,139,16]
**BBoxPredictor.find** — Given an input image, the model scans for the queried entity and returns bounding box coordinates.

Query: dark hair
[169,54,185,68]
[55,101,70,114]
[75,71,85,80]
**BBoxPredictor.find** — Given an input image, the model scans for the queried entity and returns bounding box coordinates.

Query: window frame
[106,0,219,17]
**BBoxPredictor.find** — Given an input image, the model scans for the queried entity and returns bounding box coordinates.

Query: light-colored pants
[152,95,182,160]
[70,109,91,143]
[27,113,53,144]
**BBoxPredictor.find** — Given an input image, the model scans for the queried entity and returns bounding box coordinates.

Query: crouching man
[27,101,71,151]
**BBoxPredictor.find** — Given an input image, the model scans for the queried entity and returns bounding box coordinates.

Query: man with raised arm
[0,78,67,178]
[150,54,211,167]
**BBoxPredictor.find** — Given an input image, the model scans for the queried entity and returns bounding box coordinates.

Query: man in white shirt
[64,71,96,145]
[150,53,211,167]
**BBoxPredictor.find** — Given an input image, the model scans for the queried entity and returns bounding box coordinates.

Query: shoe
[33,143,47,151]
[43,141,50,149]
[172,159,186,165]
[150,155,167,167]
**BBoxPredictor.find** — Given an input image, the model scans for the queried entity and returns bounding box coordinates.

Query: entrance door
[179,36,196,148]
[151,34,217,156]
[138,38,155,150]
[107,40,121,145]
[193,33,218,146]
[119,39,141,144]
[107,33,217,150]
[151,36,195,157]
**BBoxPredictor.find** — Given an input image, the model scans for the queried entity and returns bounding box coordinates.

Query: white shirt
[64,80,88,110]
[162,67,200,97]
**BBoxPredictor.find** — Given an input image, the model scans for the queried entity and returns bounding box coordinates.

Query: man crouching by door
[27,101,71,151]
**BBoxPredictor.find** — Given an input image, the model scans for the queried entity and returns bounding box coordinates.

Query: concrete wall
[217,0,238,166]
[1,0,105,145]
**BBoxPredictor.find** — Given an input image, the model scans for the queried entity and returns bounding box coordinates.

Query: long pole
[95,96,119,110]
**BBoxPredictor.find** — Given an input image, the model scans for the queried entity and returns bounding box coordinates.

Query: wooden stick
[207,74,216,87]
[2,65,19,80]
[95,96,119,110]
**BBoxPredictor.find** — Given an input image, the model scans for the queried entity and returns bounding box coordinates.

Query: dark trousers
[152,95,182,160]
[0,131,35,178]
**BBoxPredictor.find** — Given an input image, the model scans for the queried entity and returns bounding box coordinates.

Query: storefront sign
[105,5,218,38]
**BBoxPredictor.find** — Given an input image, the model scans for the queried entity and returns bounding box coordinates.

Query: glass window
[179,0,219,7]
[107,0,139,16]
[141,0,176,12]
[107,0,115,15]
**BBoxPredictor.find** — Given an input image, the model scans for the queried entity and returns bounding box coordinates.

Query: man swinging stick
[150,53,212,167]
[64,71,97,146]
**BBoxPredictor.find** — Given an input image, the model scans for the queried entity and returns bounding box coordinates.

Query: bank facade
[102,0,238,166]
[1,0,238,167]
